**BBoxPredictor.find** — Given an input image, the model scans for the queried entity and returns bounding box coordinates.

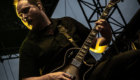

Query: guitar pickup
[65,71,76,80]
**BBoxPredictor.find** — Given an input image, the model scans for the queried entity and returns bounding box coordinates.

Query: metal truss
[77,0,134,57]
[0,47,19,63]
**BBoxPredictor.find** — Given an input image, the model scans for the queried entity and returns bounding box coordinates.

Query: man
[14,0,140,80]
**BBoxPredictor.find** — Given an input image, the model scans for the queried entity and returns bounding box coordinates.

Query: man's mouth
[28,20,32,25]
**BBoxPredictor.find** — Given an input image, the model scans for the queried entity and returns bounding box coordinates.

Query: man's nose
[22,14,28,22]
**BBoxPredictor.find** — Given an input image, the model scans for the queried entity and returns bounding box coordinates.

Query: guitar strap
[57,25,79,48]
[40,25,78,75]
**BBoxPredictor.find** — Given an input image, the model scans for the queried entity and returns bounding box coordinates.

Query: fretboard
[74,2,115,62]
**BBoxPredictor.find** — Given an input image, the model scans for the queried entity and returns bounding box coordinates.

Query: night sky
[0,0,139,80]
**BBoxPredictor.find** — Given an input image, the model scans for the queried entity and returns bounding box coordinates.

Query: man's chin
[27,24,33,30]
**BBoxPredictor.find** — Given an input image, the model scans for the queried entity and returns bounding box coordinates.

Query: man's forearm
[22,72,72,80]
[23,74,49,80]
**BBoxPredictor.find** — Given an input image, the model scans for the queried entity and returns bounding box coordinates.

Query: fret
[104,7,111,13]
[100,16,106,19]
[80,49,86,54]
[88,35,94,40]
[100,13,107,19]
[89,34,94,38]
[90,31,97,36]
[82,45,88,50]
[75,56,83,62]
[106,4,113,12]
[77,52,84,57]
[84,41,91,46]
[101,12,108,19]
[103,12,108,16]
[99,3,113,19]
[77,55,83,60]
[108,3,113,8]
[86,38,92,43]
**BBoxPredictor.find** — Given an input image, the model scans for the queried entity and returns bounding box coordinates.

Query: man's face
[17,0,42,30]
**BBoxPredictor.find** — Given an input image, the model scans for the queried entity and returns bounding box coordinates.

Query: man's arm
[67,17,111,53]
[23,72,73,80]
[90,19,112,53]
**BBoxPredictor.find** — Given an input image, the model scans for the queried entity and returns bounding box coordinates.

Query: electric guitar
[51,0,121,80]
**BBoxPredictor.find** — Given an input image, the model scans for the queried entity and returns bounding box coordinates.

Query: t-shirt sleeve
[19,42,40,80]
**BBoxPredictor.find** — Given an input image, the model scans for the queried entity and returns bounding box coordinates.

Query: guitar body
[51,48,93,80]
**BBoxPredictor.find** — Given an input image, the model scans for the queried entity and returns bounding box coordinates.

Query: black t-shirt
[19,17,96,80]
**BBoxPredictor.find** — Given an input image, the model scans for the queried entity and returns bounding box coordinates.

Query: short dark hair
[14,0,45,12]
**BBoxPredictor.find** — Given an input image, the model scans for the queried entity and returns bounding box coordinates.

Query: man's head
[14,0,49,30]
[14,0,45,12]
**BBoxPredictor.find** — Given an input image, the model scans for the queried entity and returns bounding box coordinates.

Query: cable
[67,0,77,20]
[8,59,15,80]
[2,62,9,80]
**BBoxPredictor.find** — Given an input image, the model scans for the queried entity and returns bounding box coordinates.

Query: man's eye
[24,7,30,13]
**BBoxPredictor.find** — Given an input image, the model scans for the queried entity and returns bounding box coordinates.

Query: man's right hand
[44,72,73,80]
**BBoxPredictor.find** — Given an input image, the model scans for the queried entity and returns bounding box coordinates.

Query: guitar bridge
[71,59,82,68]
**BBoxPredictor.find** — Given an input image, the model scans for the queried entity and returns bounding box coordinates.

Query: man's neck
[40,12,51,30]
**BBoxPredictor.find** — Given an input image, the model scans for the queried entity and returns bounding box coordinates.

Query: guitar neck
[74,2,116,62]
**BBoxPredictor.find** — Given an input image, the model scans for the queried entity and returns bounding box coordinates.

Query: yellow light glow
[90,38,108,53]
[13,0,32,30]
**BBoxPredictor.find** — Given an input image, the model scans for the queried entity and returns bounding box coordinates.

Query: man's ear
[37,2,42,10]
